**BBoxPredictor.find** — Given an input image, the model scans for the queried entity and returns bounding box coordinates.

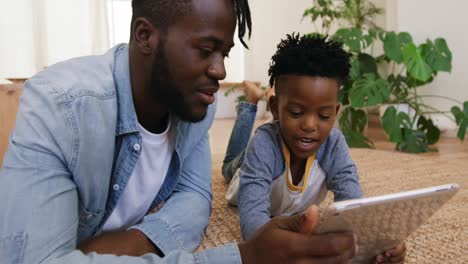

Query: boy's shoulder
[316,127,349,161]
[319,127,346,150]
[252,122,282,144]
[247,122,283,156]
[326,127,346,143]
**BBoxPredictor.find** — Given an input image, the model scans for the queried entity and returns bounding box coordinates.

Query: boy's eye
[320,114,331,120]
[289,111,303,117]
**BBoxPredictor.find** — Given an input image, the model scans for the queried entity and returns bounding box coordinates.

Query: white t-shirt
[103,117,175,231]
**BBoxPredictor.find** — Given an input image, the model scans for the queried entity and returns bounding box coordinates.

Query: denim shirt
[0,44,241,264]
[238,123,363,240]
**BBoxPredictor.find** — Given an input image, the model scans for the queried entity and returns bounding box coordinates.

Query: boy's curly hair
[268,33,351,95]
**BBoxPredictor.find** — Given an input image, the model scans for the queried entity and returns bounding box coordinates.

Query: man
[0,0,358,263]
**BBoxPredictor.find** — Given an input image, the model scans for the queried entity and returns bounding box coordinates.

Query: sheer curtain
[0,0,110,80]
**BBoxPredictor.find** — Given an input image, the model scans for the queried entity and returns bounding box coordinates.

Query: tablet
[316,183,459,263]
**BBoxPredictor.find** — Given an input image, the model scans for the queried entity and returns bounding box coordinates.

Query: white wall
[0,0,38,78]
[0,0,109,79]
[243,0,314,86]
[397,0,468,113]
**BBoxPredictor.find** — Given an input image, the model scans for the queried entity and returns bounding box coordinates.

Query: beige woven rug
[199,148,468,263]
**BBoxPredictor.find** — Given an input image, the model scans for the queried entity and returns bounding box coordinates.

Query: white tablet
[316,183,459,263]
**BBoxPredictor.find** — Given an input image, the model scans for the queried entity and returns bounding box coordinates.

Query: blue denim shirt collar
[113,44,139,136]
[112,44,184,141]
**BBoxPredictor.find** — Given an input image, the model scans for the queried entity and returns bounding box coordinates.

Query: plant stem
[312,20,320,34]
[406,101,457,123]
[411,95,464,105]
[421,111,452,114]
[398,65,406,76]
[410,89,420,127]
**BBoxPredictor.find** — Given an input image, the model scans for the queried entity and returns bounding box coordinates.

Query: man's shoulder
[28,47,119,103]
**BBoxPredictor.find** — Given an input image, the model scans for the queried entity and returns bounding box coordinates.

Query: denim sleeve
[130,133,214,252]
[238,128,276,241]
[324,130,363,202]
[0,79,241,263]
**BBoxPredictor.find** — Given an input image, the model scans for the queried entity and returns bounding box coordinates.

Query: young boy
[222,34,406,263]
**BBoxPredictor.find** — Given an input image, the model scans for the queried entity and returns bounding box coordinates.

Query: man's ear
[269,95,279,121]
[132,17,159,55]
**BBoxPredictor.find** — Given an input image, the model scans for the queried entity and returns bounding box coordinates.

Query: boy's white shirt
[226,143,328,216]
[269,153,328,216]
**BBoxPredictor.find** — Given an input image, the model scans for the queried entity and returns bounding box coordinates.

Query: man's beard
[150,42,207,122]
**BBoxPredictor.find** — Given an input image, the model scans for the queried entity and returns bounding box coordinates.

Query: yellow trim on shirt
[282,143,316,194]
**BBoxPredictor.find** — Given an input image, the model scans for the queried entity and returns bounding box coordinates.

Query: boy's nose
[302,115,318,132]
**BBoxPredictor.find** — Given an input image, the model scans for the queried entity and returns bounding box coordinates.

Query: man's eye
[199,48,213,57]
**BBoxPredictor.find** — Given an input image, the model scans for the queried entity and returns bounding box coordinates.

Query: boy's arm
[238,129,277,241]
[325,129,363,201]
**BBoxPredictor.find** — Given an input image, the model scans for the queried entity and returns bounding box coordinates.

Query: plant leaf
[339,107,368,133]
[342,130,375,148]
[421,38,452,73]
[381,106,412,143]
[350,73,390,107]
[406,73,434,88]
[224,84,240,96]
[397,128,435,153]
[358,53,378,75]
[451,101,468,141]
[333,28,363,53]
[349,57,360,80]
[383,32,413,63]
[417,116,441,144]
[339,82,352,105]
[403,43,433,82]
[387,74,409,101]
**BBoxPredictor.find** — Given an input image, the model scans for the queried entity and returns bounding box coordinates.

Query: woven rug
[199,148,468,263]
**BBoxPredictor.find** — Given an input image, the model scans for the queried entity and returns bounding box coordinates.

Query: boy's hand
[239,205,359,264]
[373,242,406,264]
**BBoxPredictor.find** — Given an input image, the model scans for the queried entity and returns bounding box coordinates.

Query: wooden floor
[209,117,468,158]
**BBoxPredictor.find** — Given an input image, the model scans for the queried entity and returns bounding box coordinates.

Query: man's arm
[129,132,214,255]
[77,229,163,256]
[0,79,237,263]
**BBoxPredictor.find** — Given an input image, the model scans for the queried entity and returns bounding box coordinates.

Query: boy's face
[270,75,340,161]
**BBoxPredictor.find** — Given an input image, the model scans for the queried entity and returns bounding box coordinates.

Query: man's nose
[207,57,226,80]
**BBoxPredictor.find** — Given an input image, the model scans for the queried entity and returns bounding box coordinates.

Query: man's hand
[77,229,163,257]
[238,206,359,264]
[373,242,406,264]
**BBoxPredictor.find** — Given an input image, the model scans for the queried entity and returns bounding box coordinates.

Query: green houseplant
[303,0,467,152]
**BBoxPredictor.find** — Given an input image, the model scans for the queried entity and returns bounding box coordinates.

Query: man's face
[270,75,340,161]
[150,0,236,122]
